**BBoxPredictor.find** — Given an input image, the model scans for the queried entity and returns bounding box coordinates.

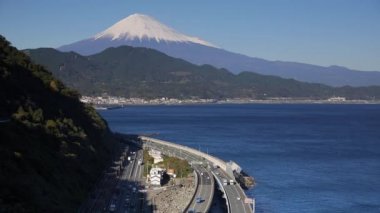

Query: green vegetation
[143,149,154,177]
[161,156,193,178]
[159,156,193,178]
[26,46,380,100]
[0,35,118,212]
[143,149,192,178]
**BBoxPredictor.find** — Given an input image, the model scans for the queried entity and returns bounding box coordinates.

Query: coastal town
[80,96,218,106]
[80,95,378,108]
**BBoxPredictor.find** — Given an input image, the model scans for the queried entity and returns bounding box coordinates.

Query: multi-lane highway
[82,134,254,213]
[187,165,214,213]
[114,148,144,213]
[142,141,215,213]
[139,136,254,213]
[213,168,252,213]
[79,145,131,213]
[83,145,145,213]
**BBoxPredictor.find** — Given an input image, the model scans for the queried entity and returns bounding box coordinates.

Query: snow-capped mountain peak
[94,13,216,47]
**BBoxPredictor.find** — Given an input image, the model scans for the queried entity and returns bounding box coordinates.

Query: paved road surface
[144,142,215,213]
[187,165,214,213]
[214,168,252,213]
[84,137,252,213]
[143,139,252,213]
[115,148,144,213]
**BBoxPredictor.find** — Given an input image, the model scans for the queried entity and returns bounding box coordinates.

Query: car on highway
[196,196,202,203]
[237,197,241,201]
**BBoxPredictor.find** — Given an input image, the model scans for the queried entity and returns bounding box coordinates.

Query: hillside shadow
[78,141,154,212]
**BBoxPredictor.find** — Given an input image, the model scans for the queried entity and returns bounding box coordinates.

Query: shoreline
[81,95,380,107]
[91,99,380,109]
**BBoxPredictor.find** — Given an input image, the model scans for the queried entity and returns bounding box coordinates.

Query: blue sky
[1,0,379,71]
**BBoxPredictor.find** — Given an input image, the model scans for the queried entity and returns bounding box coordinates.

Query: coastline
[101,104,380,213]
[83,97,380,109]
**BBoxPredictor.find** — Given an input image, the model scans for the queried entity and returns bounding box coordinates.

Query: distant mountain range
[57,13,380,87]
[26,46,380,100]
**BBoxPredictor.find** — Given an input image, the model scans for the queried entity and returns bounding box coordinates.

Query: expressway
[80,138,220,213]
[139,136,254,213]
[187,165,214,213]
[82,145,150,213]
[213,168,252,213]
[114,147,144,213]
[78,145,130,213]
[142,141,215,213]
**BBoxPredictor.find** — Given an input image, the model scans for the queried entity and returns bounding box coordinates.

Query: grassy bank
[143,149,192,178]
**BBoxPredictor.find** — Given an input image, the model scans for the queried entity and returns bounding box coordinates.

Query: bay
[99,104,380,213]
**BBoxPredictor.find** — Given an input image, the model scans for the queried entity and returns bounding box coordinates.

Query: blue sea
[99,104,380,213]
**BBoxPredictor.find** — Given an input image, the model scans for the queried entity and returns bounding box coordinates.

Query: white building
[148,149,164,164]
[150,167,164,186]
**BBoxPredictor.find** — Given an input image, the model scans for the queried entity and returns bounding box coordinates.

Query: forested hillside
[0,35,117,212]
[27,46,380,100]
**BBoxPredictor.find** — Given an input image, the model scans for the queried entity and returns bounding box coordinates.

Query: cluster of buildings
[80,96,218,106]
[146,149,177,187]
[80,95,356,107]
[147,149,165,186]
[327,96,346,102]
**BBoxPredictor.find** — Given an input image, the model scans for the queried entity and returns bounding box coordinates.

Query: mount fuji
[58,13,380,87]
[58,14,218,56]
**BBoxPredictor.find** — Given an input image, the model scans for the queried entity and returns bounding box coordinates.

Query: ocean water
[99,104,380,213]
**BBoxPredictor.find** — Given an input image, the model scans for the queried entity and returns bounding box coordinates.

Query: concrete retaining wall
[140,136,227,171]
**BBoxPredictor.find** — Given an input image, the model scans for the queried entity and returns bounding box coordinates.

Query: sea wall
[139,136,228,171]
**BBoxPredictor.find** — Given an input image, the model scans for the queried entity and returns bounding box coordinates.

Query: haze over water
[100,104,380,212]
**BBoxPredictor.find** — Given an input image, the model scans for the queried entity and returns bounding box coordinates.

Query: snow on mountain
[57,13,380,87]
[93,13,216,47]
